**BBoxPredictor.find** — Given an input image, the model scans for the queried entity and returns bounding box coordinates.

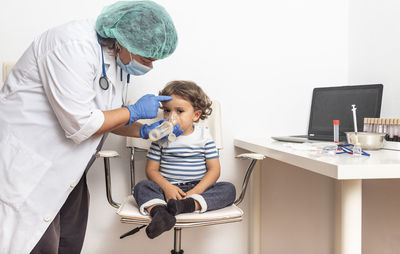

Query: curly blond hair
[159,80,212,121]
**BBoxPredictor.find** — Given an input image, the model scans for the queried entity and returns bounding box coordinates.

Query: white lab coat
[0,20,124,253]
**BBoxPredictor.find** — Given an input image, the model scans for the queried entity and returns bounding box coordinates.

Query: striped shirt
[146,124,219,184]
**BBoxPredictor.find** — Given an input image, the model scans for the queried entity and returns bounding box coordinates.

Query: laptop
[272,84,383,143]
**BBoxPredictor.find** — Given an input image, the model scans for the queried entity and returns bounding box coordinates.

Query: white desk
[234,137,400,254]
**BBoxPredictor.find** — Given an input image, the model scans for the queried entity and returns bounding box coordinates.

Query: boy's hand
[185,189,199,197]
[163,185,186,201]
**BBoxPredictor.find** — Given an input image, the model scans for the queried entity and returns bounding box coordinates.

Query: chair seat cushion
[117,195,243,227]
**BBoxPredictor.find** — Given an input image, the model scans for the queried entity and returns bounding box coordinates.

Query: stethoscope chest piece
[97,35,110,91]
[99,76,109,90]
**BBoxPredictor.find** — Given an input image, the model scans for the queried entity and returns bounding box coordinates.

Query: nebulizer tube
[149,112,179,142]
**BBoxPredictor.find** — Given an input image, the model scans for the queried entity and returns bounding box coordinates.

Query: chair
[0,62,262,252]
[2,62,15,84]
[97,101,265,253]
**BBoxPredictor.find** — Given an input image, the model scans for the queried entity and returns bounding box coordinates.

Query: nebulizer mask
[149,111,180,142]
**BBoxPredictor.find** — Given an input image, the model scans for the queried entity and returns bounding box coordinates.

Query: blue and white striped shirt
[146,124,219,184]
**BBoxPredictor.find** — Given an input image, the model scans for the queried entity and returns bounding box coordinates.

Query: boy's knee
[217,182,236,203]
[133,180,152,196]
[226,182,236,201]
[221,182,236,195]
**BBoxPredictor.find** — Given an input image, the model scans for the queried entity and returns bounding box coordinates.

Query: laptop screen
[308,84,383,141]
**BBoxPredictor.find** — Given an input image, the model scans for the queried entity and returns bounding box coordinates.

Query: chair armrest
[234,153,265,205]
[235,153,265,160]
[96,150,121,209]
[96,150,119,158]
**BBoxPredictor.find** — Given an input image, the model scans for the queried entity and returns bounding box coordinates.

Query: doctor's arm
[94,107,143,137]
[94,94,172,137]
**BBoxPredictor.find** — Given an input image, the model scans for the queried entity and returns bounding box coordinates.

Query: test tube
[368,118,372,132]
[377,118,383,133]
[363,118,368,132]
[383,118,388,134]
[372,118,377,133]
[382,118,388,141]
[387,118,394,141]
[333,120,340,143]
[394,119,400,142]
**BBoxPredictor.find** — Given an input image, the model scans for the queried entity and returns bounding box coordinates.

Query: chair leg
[171,228,184,254]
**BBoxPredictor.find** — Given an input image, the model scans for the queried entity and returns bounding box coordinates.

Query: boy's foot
[167,198,195,215]
[146,205,176,239]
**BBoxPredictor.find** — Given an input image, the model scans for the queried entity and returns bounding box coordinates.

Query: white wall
[1,0,349,253]
[348,0,400,253]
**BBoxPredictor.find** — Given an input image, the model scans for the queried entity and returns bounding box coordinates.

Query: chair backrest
[2,62,15,83]
[2,62,16,90]
[197,100,223,150]
[126,100,223,150]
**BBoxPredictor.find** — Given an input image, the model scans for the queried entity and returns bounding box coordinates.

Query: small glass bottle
[394,119,400,142]
[387,118,394,141]
[377,118,383,133]
[363,118,368,132]
[383,118,387,136]
[369,118,374,132]
[382,118,388,140]
[371,118,377,133]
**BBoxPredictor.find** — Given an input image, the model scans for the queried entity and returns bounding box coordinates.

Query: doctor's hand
[140,119,166,139]
[140,120,184,140]
[172,124,184,137]
[124,94,172,125]
[163,185,186,201]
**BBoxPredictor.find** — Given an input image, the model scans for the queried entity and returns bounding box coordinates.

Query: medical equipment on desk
[345,132,385,150]
[321,120,340,155]
[333,120,340,143]
[363,118,400,151]
[336,144,370,156]
[320,143,370,157]
[351,104,362,156]
[149,113,180,141]
[321,108,368,157]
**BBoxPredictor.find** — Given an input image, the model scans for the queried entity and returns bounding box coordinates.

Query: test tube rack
[363,118,400,151]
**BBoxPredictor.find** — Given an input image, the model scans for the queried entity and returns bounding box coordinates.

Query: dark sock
[146,205,176,239]
[167,198,196,215]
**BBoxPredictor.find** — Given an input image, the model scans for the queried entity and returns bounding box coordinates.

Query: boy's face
[161,94,202,135]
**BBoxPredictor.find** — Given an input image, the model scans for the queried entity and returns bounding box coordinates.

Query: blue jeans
[133,180,236,213]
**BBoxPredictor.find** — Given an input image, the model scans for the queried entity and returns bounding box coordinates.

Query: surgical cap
[96,1,178,59]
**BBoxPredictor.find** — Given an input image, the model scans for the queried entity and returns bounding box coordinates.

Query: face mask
[117,53,152,76]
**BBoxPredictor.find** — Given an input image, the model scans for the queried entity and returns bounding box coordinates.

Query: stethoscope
[98,36,132,90]
[98,36,110,90]
[97,35,130,105]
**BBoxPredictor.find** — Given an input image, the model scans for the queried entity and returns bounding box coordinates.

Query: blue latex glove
[140,119,166,139]
[172,124,184,137]
[140,121,184,140]
[124,94,172,125]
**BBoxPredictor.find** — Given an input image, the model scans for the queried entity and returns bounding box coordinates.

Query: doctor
[0,1,180,253]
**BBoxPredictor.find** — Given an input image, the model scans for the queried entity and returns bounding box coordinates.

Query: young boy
[133,80,236,239]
